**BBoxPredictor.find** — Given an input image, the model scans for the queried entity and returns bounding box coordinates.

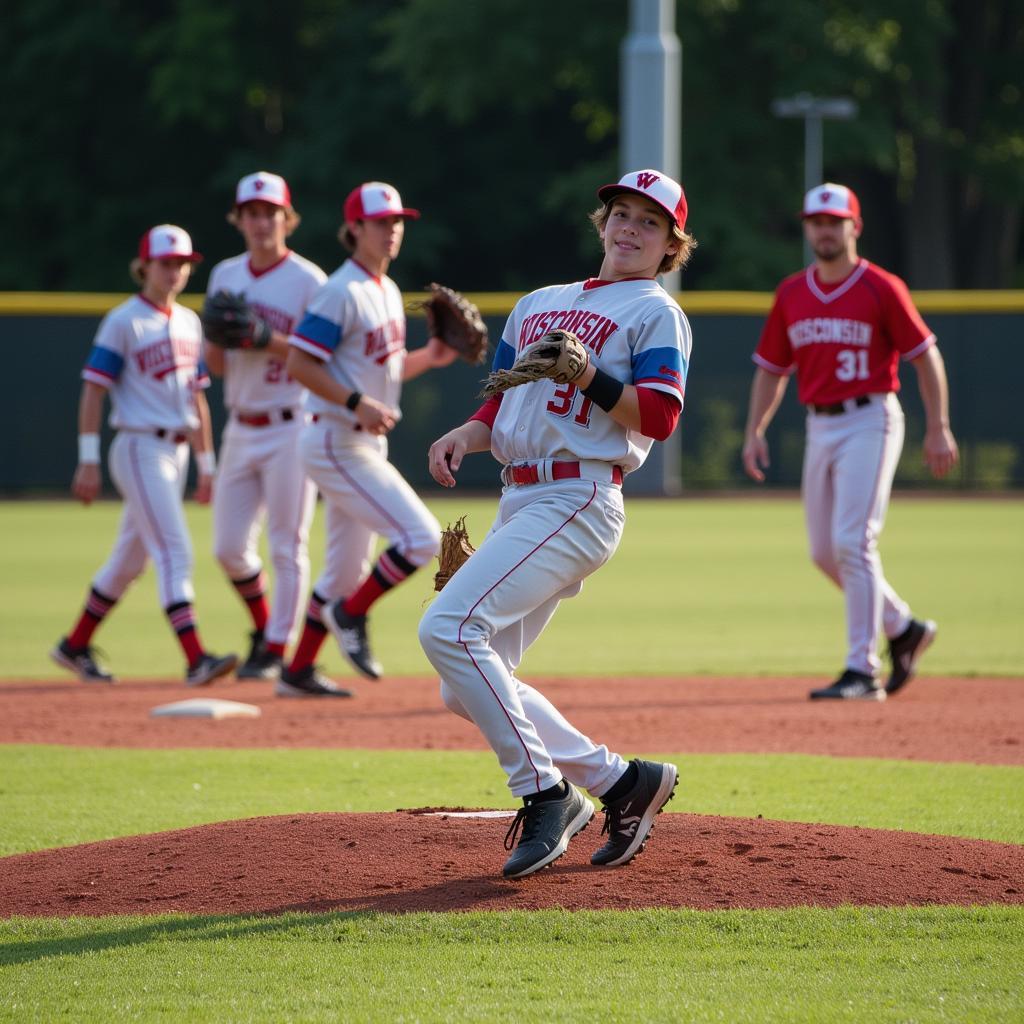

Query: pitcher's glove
[434,516,476,591]
[480,329,589,398]
[201,290,273,350]
[420,283,489,365]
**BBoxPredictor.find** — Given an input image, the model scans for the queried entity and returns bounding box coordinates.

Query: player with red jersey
[742,183,959,700]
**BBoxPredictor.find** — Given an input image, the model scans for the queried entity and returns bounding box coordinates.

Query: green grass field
[1,497,1022,1021]
[2,497,1022,679]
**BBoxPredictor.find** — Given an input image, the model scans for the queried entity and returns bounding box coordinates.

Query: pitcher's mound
[1,812,1021,917]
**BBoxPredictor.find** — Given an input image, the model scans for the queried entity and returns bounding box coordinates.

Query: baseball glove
[419,283,489,365]
[434,516,476,591]
[201,290,273,350]
[479,329,589,398]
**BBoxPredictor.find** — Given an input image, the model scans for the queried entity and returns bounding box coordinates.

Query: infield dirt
[1,674,1021,916]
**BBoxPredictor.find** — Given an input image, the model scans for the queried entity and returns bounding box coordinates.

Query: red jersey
[753,259,935,405]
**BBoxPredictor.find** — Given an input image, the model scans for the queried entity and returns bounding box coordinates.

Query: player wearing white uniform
[419,170,695,879]
[205,172,327,686]
[742,184,959,700]
[282,181,456,694]
[52,226,238,687]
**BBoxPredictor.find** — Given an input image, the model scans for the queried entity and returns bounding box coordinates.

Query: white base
[150,698,261,720]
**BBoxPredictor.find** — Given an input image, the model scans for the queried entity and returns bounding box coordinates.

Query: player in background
[418,170,693,879]
[283,181,457,694]
[204,172,327,688]
[742,183,959,700]
[52,226,238,687]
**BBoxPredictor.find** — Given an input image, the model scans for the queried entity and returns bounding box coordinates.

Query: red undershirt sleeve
[467,393,503,428]
[637,387,681,441]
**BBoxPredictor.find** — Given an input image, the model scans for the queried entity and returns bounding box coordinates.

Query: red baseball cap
[235,171,292,209]
[802,183,861,220]
[137,225,202,262]
[597,169,688,231]
[343,182,420,223]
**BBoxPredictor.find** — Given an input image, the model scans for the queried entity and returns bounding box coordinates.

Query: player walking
[419,170,693,878]
[742,183,959,700]
[282,181,456,694]
[204,172,327,686]
[52,226,238,686]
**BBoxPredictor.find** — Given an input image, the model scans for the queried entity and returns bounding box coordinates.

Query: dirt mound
[1,675,1021,764]
[1,812,1020,917]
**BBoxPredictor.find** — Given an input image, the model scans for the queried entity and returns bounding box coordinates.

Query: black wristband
[345,391,362,411]
[581,367,625,413]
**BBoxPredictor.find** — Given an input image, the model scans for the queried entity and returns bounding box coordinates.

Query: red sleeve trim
[637,387,681,441]
[468,393,503,428]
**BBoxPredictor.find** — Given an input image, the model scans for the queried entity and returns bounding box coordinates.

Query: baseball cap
[235,171,292,209]
[597,169,688,231]
[802,183,861,220]
[343,182,420,223]
[137,225,202,262]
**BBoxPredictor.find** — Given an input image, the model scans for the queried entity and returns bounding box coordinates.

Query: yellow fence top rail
[2,290,1024,317]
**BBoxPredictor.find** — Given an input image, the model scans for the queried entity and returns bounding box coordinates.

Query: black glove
[201,290,273,350]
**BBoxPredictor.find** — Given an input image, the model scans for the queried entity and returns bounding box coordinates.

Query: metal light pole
[771,93,858,263]
[621,0,682,494]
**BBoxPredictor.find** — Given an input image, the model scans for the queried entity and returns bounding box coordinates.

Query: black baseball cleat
[591,759,678,867]
[809,669,886,701]
[323,600,382,680]
[502,783,595,879]
[236,630,283,680]
[185,652,238,687]
[50,638,116,684]
[886,619,937,695]
[274,664,354,698]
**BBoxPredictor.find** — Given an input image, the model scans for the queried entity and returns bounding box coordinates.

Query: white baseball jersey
[82,294,209,430]
[206,251,326,411]
[490,278,691,473]
[288,258,406,421]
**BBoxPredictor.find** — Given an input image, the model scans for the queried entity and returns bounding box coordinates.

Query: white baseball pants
[300,418,441,600]
[212,417,317,647]
[803,392,912,676]
[93,431,194,608]
[419,476,629,798]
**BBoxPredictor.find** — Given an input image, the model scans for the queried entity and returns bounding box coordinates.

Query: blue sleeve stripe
[493,339,516,373]
[631,345,686,390]
[294,311,341,353]
[85,345,124,380]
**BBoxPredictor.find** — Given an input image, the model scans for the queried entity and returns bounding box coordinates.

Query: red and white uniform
[289,258,440,601]
[207,251,326,649]
[419,277,690,797]
[82,295,208,608]
[754,259,935,675]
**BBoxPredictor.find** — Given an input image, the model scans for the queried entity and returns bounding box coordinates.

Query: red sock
[287,622,327,673]
[166,602,204,666]
[265,640,286,657]
[232,572,269,632]
[68,587,117,648]
[344,547,419,616]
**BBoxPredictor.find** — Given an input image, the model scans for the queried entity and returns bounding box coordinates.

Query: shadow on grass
[0,911,380,966]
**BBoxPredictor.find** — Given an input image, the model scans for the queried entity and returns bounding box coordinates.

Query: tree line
[2,0,1021,295]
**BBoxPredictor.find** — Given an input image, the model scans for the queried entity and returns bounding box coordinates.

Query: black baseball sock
[602,761,639,805]
[524,780,569,805]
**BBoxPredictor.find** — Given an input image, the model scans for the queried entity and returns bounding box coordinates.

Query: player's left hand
[923,425,959,479]
[425,335,459,368]
[194,472,214,505]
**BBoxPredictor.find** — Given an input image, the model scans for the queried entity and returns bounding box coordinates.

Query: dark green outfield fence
[2,291,1021,494]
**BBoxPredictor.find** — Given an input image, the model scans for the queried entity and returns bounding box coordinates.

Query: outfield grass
[2,907,1022,1023]
[2,746,1021,856]
[2,497,1022,679]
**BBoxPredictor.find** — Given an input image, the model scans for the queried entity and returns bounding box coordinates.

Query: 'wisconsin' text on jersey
[134,335,201,378]
[518,309,620,355]
[364,319,405,363]
[787,318,873,349]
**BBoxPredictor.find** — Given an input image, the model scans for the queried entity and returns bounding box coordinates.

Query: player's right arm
[741,368,789,483]
[428,418,493,488]
[72,381,106,505]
